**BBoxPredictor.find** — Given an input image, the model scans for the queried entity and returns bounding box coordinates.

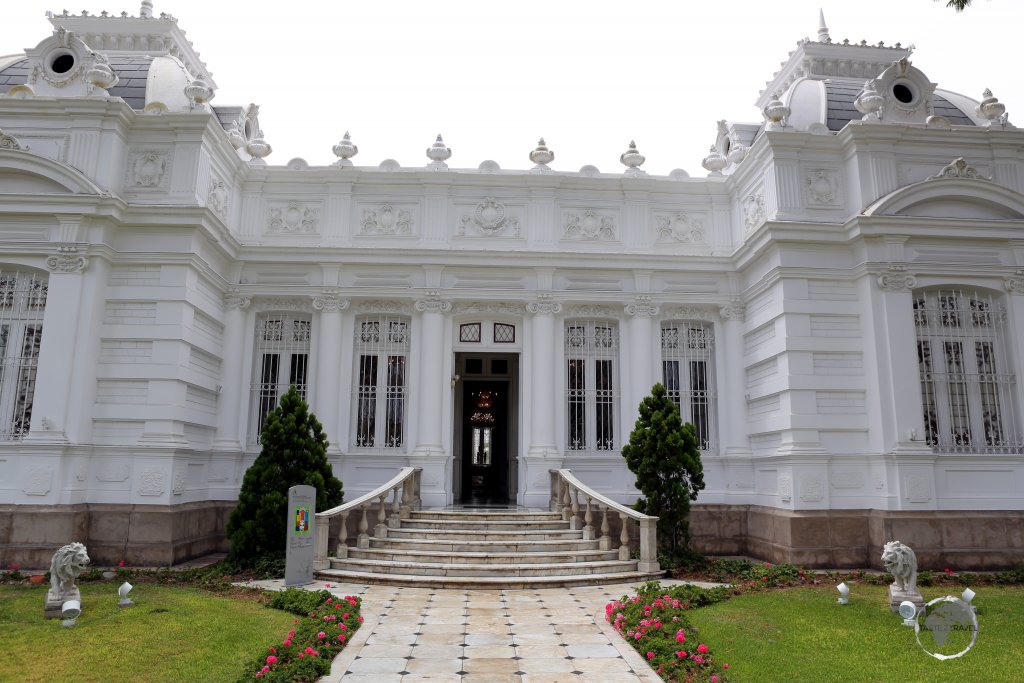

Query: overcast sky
[2,1,1022,175]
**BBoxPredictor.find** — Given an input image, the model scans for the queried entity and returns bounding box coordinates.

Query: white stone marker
[285,485,316,587]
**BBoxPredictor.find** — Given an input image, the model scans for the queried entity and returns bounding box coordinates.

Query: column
[25,247,89,442]
[718,302,751,456]
[213,290,250,451]
[526,299,561,457]
[412,297,450,456]
[624,296,659,428]
[312,292,348,451]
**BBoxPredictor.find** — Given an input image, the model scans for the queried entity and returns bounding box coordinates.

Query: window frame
[248,312,312,443]
[660,320,717,452]
[564,319,619,453]
[352,314,411,451]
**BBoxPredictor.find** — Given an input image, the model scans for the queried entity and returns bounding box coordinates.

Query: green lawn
[686,584,1022,683]
[0,583,295,683]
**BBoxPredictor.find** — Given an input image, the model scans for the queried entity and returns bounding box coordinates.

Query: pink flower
[677,650,687,658]
[265,655,277,665]
[358,616,363,623]
[9,564,17,571]
[298,653,304,659]
[694,656,704,665]
[317,632,326,639]
[676,632,686,643]
[304,647,315,655]
[711,677,719,682]
[723,663,729,669]
[697,644,709,654]
[282,639,291,646]
[255,674,263,679]
[261,665,269,673]
[337,634,346,642]
[118,559,125,567]
[343,613,349,619]
[268,647,276,654]
[646,651,655,660]
[288,630,296,637]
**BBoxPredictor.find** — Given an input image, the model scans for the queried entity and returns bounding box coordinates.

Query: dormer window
[49,52,75,74]
[892,81,916,105]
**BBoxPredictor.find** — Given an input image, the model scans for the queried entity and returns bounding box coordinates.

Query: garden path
[243,578,723,682]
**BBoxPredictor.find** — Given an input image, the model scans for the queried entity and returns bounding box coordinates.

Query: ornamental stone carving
[719,301,746,321]
[778,474,793,502]
[426,134,452,170]
[663,305,716,321]
[311,292,349,312]
[805,169,839,205]
[46,245,88,273]
[655,212,705,243]
[743,193,765,233]
[882,541,919,594]
[0,129,26,150]
[526,301,563,315]
[253,298,313,313]
[567,304,614,317]
[563,210,616,241]
[127,150,170,189]
[224,290,251,310]
[268,202,320,234]
[414,299,453,313]
[458,198,520,237]
[877,266,917,291]
[172,471,185,496]
[929,157,989,181]
[800,476,824,502]
[624,296,659,317]
[454,302,526,315]
[207,178,228,219]
[361,204,413,235]
[1005,270,1024,295]
[137,470,166,496]
[355,300,411,315]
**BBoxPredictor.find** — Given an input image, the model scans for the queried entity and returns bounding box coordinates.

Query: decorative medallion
[311,292,349,312]
[1005,270,1024,296]
[0,129,26,151]
[655,212,705,243]
[361,204,413,235]
[458,198,520,237]
[563,210,616,241]
[526,301,562,316]
[46,245,88,273]
[414,298,453,314]
[207,178,228,219]
[743,193,766,232]
[624,296,659,317]
[127,150,170,189]
[137,470,166,496]
[805,169,839,205]
[268,202,320,234]
[876,265,917,291]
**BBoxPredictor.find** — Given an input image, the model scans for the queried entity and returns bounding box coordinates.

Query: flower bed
[236,589,363,683]
[607,582,732,682]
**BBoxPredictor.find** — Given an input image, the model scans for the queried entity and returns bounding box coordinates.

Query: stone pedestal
[888,585,924,613]
[44,587,80,619]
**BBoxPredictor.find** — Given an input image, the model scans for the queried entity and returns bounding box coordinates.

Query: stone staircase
[315,508,664,589]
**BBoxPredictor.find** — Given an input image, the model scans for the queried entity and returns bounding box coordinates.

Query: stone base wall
[690,505,1024,570]
[0,501,235,569]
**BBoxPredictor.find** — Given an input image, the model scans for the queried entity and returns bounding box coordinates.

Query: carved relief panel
[357,203,417,236]
[653,211,706,244]
[266,201,321,235]
[561,209,617,241]
[455,197,522,238]
[125,149,172,191]
[803,168,842,208]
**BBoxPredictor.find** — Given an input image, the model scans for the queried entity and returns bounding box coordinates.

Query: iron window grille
[0,271,46,441]
[248,313,311,443]
[565,320,619,452]
[660,321,717,451]
[353,315,410,449]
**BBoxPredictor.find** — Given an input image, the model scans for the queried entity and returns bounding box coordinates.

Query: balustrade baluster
[336,510,350,558]
[583,496,594,540]
[618,511,630,561]
[561,479,572,521]
[357,503,370,549]
[389,485,401,528]
[599,505,611,550]
[375,494,389,538]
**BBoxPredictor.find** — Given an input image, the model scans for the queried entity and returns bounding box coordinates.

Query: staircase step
[387,527,583,542]
[329,557,637,578]
[315,567,663,589]
[369,537,602,553]
[348,547,619,565]
[410,510,564,522]
[401,519,571,531]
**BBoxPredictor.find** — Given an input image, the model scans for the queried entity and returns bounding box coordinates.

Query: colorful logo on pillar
[294,506,311,535]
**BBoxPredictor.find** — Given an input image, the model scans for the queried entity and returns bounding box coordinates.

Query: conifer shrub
[621,383,705,557]
[226,386,343,566]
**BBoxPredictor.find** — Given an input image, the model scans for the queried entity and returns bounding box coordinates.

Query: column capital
[311,291,350,312]
[526,301,562,316]
[719,300,746,321]
[624,295,659,318]
[224,288,251,310]
[876,265,917,291]
[414,298,452,313]
[1005,269,1024,296]
[45,245,88,273]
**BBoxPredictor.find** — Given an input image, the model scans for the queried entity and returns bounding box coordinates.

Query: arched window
[914,289,1022,452]
[565,320,619,452]
[352,314,410,449]
[660,321,717,451]
[248,312,311,443]
[0,270,47,440]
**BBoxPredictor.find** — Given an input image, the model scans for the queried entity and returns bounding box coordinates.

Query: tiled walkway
[245,579,717,683]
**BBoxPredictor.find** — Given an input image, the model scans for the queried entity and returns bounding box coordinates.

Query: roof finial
[140,1,154,19]
[817,9,831,43]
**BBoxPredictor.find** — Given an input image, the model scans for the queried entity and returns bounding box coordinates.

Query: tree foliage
[940,0,972,10]
[621,383,705,556]
[226,386,343,566]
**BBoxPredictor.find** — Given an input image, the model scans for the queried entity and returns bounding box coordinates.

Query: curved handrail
[316,466,419,519]
[552,468,656,522]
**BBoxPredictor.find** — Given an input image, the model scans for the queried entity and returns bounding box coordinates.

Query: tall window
[565,320,618,452]
[914,290,1021,453]
[661,321,717,451]
[353,315,410,449]
[0,270,46,440]
[249,313,311,442]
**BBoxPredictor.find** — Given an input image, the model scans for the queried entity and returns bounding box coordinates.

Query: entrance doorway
[453,353,518,505]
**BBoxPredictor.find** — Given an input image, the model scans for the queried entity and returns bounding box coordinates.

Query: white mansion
[1,5,1023,570]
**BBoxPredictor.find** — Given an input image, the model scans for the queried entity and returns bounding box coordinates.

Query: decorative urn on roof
[84,53,118,95]
[702,146,728,176]
[976,89,1006,126]
[762,94,791,130]
[246,132,272,163]
[333,131,358,166]
[620,140,647,177]
[529,138,554,172]
[426,134,451,170]
[854,80,884,121]
[184,78,214,109]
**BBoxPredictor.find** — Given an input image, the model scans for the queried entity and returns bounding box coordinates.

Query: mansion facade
[1,6,1024,569]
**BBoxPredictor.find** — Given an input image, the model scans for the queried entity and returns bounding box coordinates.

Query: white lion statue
[881,540,918,593]
[49,542,90,597]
